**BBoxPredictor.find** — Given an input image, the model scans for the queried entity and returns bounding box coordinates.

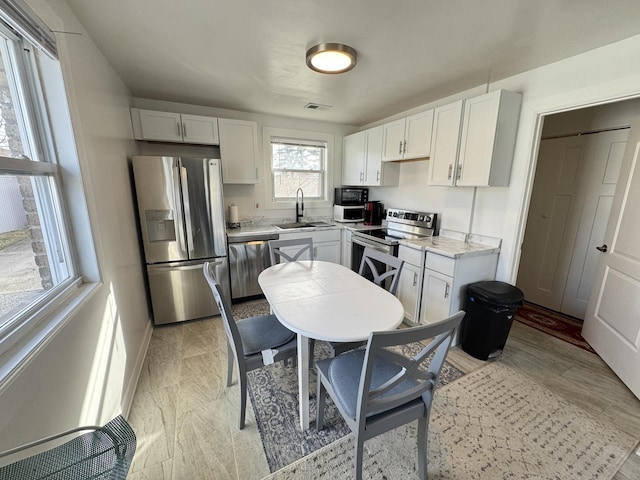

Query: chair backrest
[358,247,405,295]
[356,311,465,423]
[203,262,246,365]
[269,237,314,265]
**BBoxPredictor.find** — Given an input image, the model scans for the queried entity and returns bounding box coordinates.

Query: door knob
[596,244,608,252]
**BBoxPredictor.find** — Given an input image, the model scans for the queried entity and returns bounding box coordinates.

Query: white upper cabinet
[428,90,522,187]
[342,126,399,187]
[131,108,219,145]
[381,110,433,161]
[456,90,522,186]
[218,118,260,184]
[428,100,464,186]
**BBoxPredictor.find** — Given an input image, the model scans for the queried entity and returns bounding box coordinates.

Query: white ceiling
[64,0,640,126]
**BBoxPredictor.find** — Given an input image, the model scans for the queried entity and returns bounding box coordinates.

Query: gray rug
[231,299,464,472]
[262,362,637,480]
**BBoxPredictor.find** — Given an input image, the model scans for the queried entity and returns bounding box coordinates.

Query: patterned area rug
[231,299,464,473]
[515,302,596,353]
[262,362,637,480]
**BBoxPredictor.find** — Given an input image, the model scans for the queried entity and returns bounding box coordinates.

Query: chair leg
[316,376,326,431]
[417,415,428,480]
[354,431,365,480]
[239,372,247,430]
[226,340,234,387]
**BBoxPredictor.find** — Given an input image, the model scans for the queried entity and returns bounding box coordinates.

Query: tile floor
[126,302,640,479]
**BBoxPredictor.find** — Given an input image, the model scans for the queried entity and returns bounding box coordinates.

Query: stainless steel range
[350,208,438,271]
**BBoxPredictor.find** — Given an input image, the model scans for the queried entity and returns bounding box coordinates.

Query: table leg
[297,334,310,430]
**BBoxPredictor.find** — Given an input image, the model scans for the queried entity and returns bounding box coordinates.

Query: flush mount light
[306,43,357,74]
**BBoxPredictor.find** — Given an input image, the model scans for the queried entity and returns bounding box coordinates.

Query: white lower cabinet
[419,251,499,345]
[397,246,424,324]
[278,229,341,264]
[341,229,352,267]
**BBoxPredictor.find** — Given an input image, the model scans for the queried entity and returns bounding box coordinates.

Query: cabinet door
[428,100,463,186]
[381,119,406,161]
[341,229,352,267]
[403,110,434,160]
[219,119,259,184]
[420,269,453,325]
[181,114,219,145]
[314,241,341,263]
[457,91,500,186]
[364,126,383,185]
[457,89,522,187]
[343,131,366,185]
[397,262,422,323]
[138,109,183,142]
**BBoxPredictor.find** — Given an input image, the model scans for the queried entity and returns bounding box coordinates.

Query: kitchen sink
[272,222,333,229]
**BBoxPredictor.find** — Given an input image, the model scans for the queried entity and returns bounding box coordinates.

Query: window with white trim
[0,9,78,337]
[270,136,327,201]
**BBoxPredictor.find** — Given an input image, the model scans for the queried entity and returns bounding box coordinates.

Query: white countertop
[226,221,380,239]
[399,235,501,259]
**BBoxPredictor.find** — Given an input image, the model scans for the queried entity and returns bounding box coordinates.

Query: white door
[517,135,586,310]
[561,130,628,317]
[582,117,640,399]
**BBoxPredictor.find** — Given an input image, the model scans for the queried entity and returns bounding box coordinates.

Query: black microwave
[334,187,368,206]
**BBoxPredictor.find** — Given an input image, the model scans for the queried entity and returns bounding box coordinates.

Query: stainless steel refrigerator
[132,155,230,324]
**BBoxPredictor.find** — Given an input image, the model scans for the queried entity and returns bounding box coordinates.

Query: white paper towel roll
[229,204,239,224]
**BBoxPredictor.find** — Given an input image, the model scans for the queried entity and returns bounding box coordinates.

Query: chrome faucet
[295,188,304,223]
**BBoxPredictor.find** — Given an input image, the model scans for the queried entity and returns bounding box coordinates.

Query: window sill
[0,282,101,395]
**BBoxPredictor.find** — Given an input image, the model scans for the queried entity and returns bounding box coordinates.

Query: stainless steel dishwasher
[228,233,279,301]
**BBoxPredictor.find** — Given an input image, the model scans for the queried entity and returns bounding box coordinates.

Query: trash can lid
[467,281,524,307]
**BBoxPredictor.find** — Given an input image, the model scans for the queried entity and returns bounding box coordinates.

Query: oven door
[351,234,398,285]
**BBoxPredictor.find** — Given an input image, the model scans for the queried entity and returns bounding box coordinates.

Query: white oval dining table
[258,260,405,430]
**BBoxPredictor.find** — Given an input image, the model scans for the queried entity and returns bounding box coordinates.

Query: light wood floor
[126,308,640,479]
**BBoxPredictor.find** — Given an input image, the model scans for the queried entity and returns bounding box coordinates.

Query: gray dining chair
[203,262,298,429]
[269,237,314,265]
[316,311,465,480]
[328,247,405,357]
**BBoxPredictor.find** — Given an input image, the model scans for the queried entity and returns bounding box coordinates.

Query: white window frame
[0,17,95,378]
[262,127,334,210]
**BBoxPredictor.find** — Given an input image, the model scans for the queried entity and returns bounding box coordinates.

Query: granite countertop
[226,221,384,239]
[399,234,501,259]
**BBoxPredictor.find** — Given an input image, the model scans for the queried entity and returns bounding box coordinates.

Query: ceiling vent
[304,103,333,111]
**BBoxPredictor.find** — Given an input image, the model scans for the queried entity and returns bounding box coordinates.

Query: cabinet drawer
[425,252,455,276]
[398,245,423,267]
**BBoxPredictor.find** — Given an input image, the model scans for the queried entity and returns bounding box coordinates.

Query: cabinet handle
[376,170,380,182]
[412,272,417,286]
[399,141,403,154]
[176,122,182,137]
[403,140,407,154]
[456,164,462,180]
[596,244,608,252]
[444,283,450,298]
[360,171,364,182]
[313,247,317,259]
[447,164,453,180]
[182,123,187,138]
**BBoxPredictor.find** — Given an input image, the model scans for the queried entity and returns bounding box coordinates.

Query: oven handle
[351,233,394,254]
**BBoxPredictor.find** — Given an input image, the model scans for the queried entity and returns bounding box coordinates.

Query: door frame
[511,87,640,285]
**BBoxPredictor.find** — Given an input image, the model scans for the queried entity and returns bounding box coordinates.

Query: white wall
[132,98,358,224]
[0,0,151,449]
[364,35,640,283]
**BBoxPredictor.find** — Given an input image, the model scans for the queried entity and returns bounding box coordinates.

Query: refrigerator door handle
[172,161,188,256]
[148,261,221,273]
[180,165,195,257]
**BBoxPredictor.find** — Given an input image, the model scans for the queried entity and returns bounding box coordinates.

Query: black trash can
[460,281,524,360]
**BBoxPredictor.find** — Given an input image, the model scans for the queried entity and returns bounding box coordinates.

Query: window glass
[0,26,75,332]
[271,139,326,200]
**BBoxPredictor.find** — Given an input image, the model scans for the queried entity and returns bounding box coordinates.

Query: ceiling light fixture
[306,43,357,74]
